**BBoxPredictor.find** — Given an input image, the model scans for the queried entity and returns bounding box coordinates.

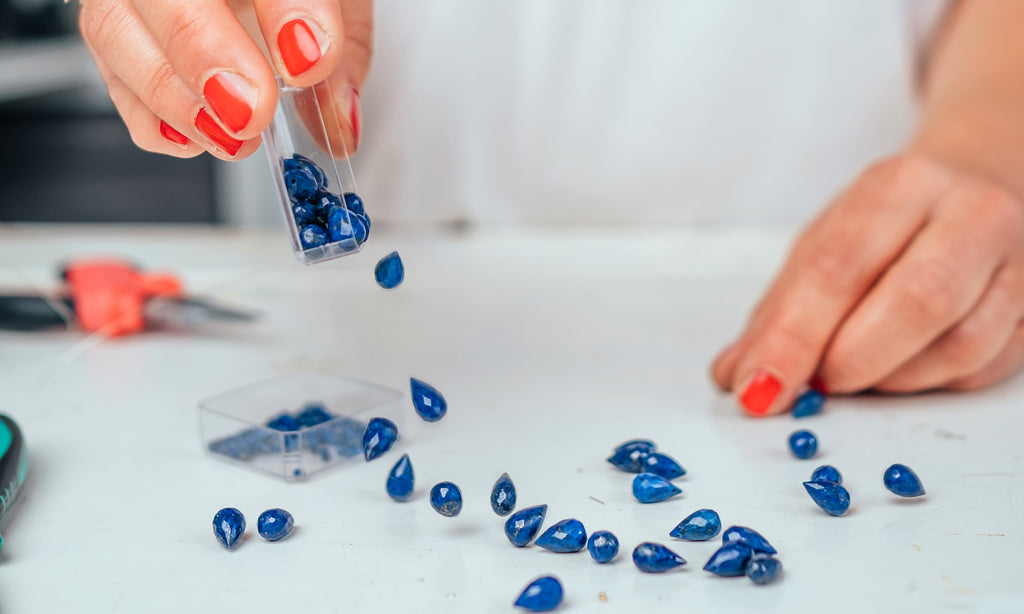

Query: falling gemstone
[513,575,563,612]
[642,452,686,480]
[386,453,414,502]
[212,507,246,549]
[722,526,777,555]
[632,472,682,504]
[746,555,783,585]
[632,542,686,573]
[670,508,721,541]
[490,472,517,516]
[803,480,851,516]
[788,429,818,460]
[429,482,463,517]
[374,251,405,290]
[362,417,398,461]
[504,504,548,547]
[587,530,619,563]
[883,463,926,497]
[607,439,655,473]
[792,389,826,418]
[704,542,754,577]
[811,464,842,485]
[536,518,587,553]
[410,377,447,422]
[257,508,294,542]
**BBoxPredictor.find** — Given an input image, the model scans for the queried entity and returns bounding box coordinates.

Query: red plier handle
[62,259,182,336]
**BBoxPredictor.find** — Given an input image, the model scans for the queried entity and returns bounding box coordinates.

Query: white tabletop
[0,225,1020,613]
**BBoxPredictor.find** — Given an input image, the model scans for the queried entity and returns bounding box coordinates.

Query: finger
[317,0,373,155]
[945,320,1024,390]
[251,0,343,85]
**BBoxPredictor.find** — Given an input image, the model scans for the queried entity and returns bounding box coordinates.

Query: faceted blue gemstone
[746,555,783,585]
[490,472,517,516]
[429,481,463,517]
[212,507,246,549]
[632,542,686,573]
[299,224,328,249]
[266,414,301,432]
[535,518,587,553]
[375,251,405,290]
[343,192,365,216]
[362,417,398,461]
[803,480,851,516]
[586,530,619,563]
[386,453,414,502]
[670,508,721,541]
[257,508,294,542]
[326,206,355,243]
[642,452,686,480]
[883,463,925,497]
[313,192,342,218]
[410,377,446,422]
[295,404,334,427]
[504,504,548,547]
[788,429,818,460]
[351,213,370,245]
[285,154,327,190]
[292,202,316,226]
[704,542,753,577]
[284,167,318,201]
[792,389,826,418]
[607,439,655,473]
[513,575,563,612]
[811,464,842,485]
[632,472,682,503]
[722,526,777,555]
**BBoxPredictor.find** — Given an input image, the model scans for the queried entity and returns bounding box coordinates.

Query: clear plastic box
[198,373,402,481]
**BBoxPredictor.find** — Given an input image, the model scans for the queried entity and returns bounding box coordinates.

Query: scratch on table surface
[941,532,1005,537]
[589,496,606,505]
[934,428,966,440]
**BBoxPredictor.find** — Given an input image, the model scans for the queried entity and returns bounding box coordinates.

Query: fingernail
[808,374,830,395]
[159,120,189,146]
[203,72,256,133]
[347,87,361,147]
[278,19,324,77]
[195,109,243,156]
[739,370,782,416]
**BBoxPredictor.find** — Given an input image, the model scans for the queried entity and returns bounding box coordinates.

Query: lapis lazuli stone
[811,464,842,485]
[632,542,686,573]
[642,452,686,480]
[351,212,370,245]
[343,192,365,216]
[704,542,754,577]
[292,202,316,226]
[409,377,446,422]
[285,154,327,190]
[607,439,655,473]
[722,526,777,555]
[430,481,463,517]
[536,518,587,553]
[386,453,414,502]
[504,504,548,547]
[788,429,818,460]
[490,472,517,516]
[299,224,328,249]
[746,555,783,585]
[284,166,318,201]
[514,575,563,612]
[326,206,355,243]
[587,530,619,563]
[883,463,925,497]
[257,508,294,542]
[792,389,826,418]
[314,192,342,217]
[212,507,246,549]
[375,251,405,290]
[803,480,851,516]
[362,417,398,461]
[670,508,721,541]
[266,414,300,432]
[633,472,682,504]
[295,404,334,427]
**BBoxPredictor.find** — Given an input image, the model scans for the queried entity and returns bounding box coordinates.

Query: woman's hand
[78,0,372,160]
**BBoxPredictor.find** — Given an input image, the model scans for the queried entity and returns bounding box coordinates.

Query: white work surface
[0,225,1020,613]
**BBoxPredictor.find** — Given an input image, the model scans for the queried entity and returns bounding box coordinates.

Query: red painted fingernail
[278,19,322,77]
[194,109,243,156]
[203,73,255,133]
[808,374,830,395]
[159,120,189,146]
[348,88,361,147]
[739,370,782,416]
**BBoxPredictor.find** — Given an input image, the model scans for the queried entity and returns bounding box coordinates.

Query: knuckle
[161,4,207,58]
[859,153,943,193]
[760,316,821,364]
[140,62,179,109]
[79,0,131,50]
[898,260,959,322]
[799,240,861,292]
[939,319,992,368]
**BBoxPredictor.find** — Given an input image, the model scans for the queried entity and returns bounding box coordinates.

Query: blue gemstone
[429,481,463,517]
[535,518,587,553]
[410,377,446,422]
[722,526,777,555]
[632,472,682,503]
[504,504,548,547]
[632,542,686,573]
[883,463,925,497]
[257,508,294,541]
[746,555,783,585]
[362,417,398,461]
[295,404,334,427]
[513,575,563,612]
[326,206,355,243]
[375,251,405,290]
[704,542,753,577]
[788,429,818,460]
[607,439,655,473]
[344,192,365,216]
[351,213,370,245]
[292,202,316,226]
[586,530,619,563]
[266,414,301,431]
[285,154,327,190]
[386,453,414,502]
[299,224,328,249]
[811,464,842,485]
[313,192,342,218]
[490,472,517,516]
[284,167,318,201]
[670,508,721,541]
[792,389,826,418]
[642,452,686,480]
[212,507,245,549]
[803,480,851,516]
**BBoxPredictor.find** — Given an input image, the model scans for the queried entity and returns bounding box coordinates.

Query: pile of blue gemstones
[606,439,686,504]
[207,402,365,463]
[212,507,294,549]
[281,154,371,250]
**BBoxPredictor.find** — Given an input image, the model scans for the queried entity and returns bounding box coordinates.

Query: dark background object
[0,0,77,40]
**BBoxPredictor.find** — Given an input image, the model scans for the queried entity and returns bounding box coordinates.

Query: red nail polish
[203,73,254,134]
[194,109,243,156]
[278,19,322,77]
[159,120,189,146]
[808,374,829,395]
[740,371,782,416]
[349,89,361,147]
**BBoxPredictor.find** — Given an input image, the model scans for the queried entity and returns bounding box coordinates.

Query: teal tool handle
[0,414,28,551]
